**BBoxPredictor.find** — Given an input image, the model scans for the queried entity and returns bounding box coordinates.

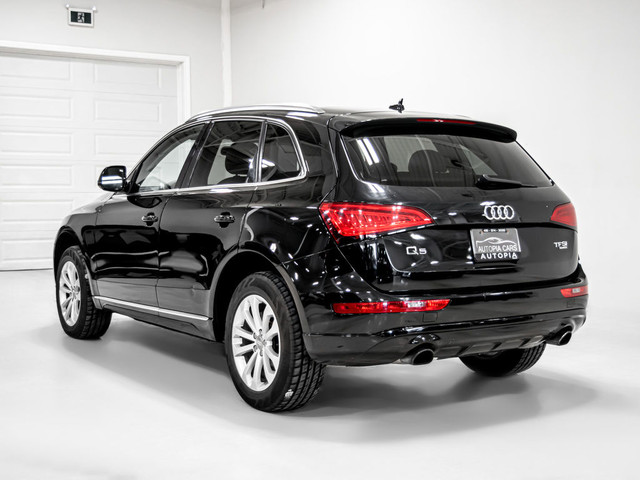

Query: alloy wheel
[59,260,82,327]
[231,294,281,392]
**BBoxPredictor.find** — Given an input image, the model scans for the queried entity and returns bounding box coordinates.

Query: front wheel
[56,246,111,339]
[460,343,546,377]
[224,272,325,412]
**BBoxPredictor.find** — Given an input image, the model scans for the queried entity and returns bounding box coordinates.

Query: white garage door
[0,52,181,270]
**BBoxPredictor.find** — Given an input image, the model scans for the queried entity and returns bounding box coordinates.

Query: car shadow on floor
[39,315,600,443]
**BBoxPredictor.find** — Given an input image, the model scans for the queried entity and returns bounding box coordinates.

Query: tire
[56,246,111,339]
[224,272,325,412]
[460,343,546,377]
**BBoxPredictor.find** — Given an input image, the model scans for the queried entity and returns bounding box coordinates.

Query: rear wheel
[460,343,546,377]
[56,246,111,339]
[224,272,325,412]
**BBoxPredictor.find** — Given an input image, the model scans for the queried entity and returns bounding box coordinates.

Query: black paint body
[54,107,588,365]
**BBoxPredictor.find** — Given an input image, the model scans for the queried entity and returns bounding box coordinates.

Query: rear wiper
[475,174,536,189]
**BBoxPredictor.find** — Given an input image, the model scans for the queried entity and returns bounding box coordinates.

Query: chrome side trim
[94,296,210,323]
[187,104,324,122]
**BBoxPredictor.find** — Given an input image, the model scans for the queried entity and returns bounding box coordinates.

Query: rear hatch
[323,116,579,294]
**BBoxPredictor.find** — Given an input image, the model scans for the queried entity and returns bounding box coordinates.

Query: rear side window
[344,134,552,188]
[189,120,262,187]
[260,124,302,181]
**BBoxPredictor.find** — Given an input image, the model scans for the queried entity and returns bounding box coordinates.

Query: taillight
[417,119,476,125]
[333,299,450,314]
[560,285,588,298]
[319,202,433,239]
[551,203,577,228]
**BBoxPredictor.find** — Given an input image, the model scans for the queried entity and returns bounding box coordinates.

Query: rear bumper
[304,307,586,366]
[283,248,588,366]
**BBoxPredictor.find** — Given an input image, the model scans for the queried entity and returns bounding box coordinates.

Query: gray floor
[1,270,638,479]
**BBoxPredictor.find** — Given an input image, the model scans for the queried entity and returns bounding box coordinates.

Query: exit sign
[67,6,95,27]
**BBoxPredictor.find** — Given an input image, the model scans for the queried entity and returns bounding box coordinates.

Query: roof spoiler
[338,117,517,142]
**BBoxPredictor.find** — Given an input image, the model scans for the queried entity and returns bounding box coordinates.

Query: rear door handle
[141,213,158,224]
[214,213,235,224]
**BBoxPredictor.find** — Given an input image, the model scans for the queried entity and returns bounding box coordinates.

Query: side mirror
[98,165,127,192]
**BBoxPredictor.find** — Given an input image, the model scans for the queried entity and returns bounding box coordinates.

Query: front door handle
[214,213,235,224]
[141,213,158,225]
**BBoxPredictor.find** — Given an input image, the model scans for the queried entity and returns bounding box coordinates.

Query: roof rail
[186,104,325,123]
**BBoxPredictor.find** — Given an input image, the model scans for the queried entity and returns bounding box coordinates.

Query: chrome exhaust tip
[399,347,435,365]
[548,327,573,346]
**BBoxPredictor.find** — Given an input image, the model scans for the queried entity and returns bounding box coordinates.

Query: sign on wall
[66,5,96,27]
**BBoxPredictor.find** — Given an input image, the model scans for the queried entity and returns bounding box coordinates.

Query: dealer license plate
[470,228,521,262]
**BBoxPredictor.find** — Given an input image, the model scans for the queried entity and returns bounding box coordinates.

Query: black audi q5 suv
[54,104,588,411]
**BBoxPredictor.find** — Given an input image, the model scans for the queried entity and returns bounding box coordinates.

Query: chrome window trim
[118,120,211,197]
[94,296,210,323]
[182,115,308,190]
[115,115,310,199]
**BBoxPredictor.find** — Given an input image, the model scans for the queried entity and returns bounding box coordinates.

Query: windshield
[343,134,552,188]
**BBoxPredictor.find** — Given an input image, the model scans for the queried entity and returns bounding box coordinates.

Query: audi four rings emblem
[483,205,516,220]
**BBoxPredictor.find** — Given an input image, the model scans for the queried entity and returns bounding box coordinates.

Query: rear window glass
[343,134,552,188]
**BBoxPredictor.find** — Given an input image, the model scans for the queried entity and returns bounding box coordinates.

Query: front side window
[260,124,302,181]
[189,120,262,187]
[133,125,203,193]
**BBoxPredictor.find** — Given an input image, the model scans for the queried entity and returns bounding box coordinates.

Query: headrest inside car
[221,143,255,175]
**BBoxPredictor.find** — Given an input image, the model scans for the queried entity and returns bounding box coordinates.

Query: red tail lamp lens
[551,203,577,228]
[319,202,433,238]
[560,285,588,298]
[417,119,476,125]
[333,299,450,314]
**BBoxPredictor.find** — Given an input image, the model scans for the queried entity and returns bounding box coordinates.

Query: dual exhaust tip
[402,327,573,366]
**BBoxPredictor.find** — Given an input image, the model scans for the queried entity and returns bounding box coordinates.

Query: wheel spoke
[264,345,279,365]
[263,358,276,384]
[243,302,258,334]
[233,343,255,357]
[60,295,71,309]
[71,299,77,322]
[252,354,264,389]
[264,323,279,341]
[242,351,258,381]
[261,304,274,333]
[233,326,254,342]
[62,267,71,287]
[250,296,262,332]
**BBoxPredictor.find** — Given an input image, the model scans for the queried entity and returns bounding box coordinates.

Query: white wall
[0,0,223,115]
[232,0,640,302]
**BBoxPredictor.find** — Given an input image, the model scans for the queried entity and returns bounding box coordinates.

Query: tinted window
[189,120,262,187]
[344,134,552,188]
[133,125,203,193]
[260,124,301,181]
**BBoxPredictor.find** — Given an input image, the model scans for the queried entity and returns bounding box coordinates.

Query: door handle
[141,213,158,224]
[214,213,235,224]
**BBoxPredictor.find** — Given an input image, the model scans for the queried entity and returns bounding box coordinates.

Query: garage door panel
[92,62,177,96]
[94,133,161,157]
[0,131,73,156]
[0,55,72,86]
[0,92,73,121]
[0,165,72,187]
[92,94,177,131]
[0,52,180,270]
[0,233,54,270]
[0,199,73,233]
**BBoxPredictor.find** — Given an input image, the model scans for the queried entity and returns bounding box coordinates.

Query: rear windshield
[343,134,552,188]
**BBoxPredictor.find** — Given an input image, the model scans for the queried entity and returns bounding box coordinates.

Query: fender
[210,244,311,335]
[54,227,100,299]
